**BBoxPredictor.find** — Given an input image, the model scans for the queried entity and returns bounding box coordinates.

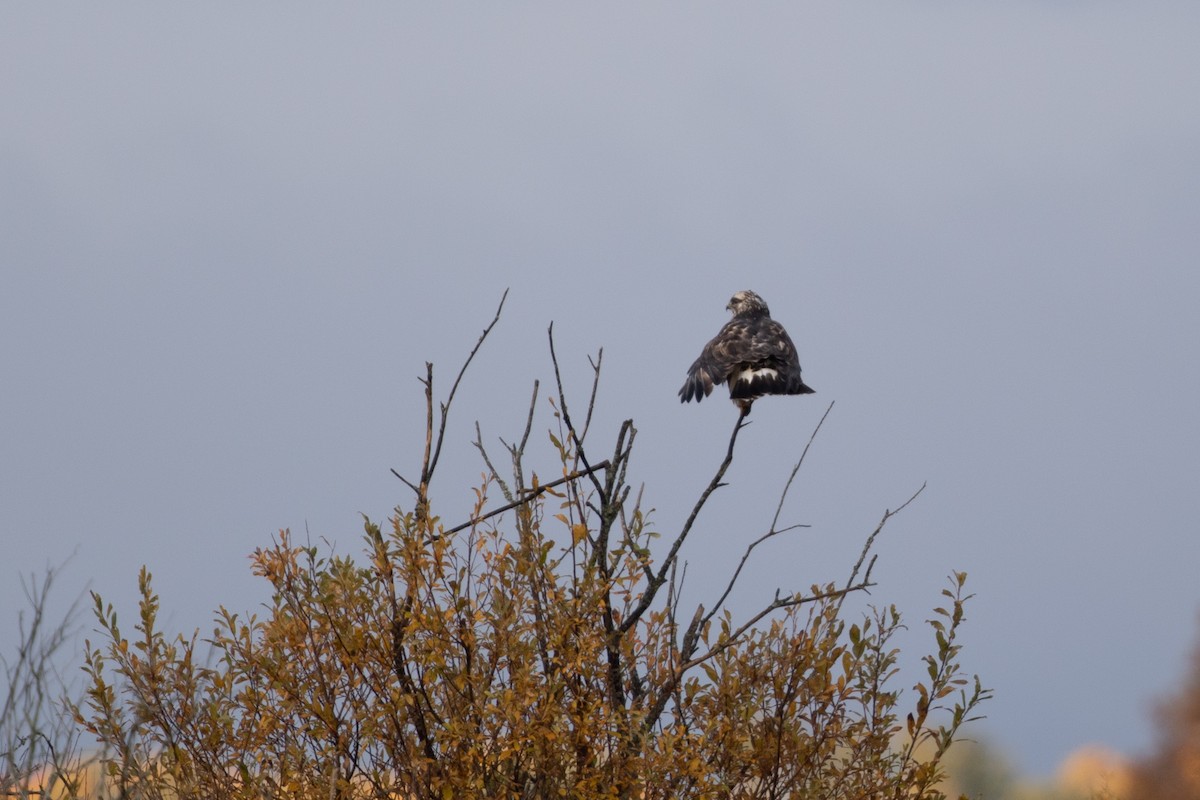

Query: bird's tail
[729,368,814,399]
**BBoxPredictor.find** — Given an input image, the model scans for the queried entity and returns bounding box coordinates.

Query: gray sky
[3,3,1199,778]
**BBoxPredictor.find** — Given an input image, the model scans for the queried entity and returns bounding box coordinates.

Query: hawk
[679,290,814,412]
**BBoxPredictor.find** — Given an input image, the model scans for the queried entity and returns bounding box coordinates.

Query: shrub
[73,295,987,799]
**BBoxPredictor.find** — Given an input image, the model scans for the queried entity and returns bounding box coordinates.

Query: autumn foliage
[1129,619,1200,799]
[41,296,989,799]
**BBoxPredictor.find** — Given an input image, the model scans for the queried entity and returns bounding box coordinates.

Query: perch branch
[703,402,832,628]
[619,406,750,635]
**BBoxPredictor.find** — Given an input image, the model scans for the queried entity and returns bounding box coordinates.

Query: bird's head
[726,290,769,317]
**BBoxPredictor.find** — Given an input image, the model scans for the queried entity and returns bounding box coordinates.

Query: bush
[1129,616,1200,798]
[71,295,988,799]
[2,561,88,799]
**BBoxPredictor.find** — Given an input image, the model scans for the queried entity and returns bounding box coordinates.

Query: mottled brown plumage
[679,290,814,411]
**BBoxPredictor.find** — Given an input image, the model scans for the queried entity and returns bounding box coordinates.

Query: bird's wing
[679,318,758,402]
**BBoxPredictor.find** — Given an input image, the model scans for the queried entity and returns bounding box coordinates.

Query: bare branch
[767,400,834,534]
[472,421,512,502]
[440,460,611,538]
[425,289,509,486]
[704,403,832,629]
[511,379,540,498]
[389,468,420,496]
[845,482,927,591]
[701,527,789,631]
[418,363,435,517]
[518,380,539,461]
[547,323,606,502]
[580,349,603,446]
[620,407,749,635]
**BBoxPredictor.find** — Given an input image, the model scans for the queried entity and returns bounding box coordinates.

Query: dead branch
[767,400,834,534]
[426,289,509,486]
[547,324,607,502]
[475,379,539,506]
[619,406,749,636]
[701,526,795,632]
[440,460,611,537]
[391,289,509,508]
[389,468,420,496]
[845,482,926,592]
[513,379,540,494]
[579,349,603,446]
[701,403,833,629]
[472,420,512,502]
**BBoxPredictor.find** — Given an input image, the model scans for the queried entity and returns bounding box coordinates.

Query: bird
[679,290,814,413]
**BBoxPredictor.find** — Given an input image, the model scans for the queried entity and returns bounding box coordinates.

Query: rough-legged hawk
[679,290,814,412]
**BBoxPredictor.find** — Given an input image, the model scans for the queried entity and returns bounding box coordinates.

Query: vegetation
[1,562,87,799]
[6,294,989,799]
[1129,618,1200,798]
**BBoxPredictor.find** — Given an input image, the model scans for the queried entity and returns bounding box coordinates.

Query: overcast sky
[3,3,1199,779]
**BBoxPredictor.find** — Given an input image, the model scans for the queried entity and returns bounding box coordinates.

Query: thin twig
[512,379,540,498]
[390,469,420,496]
[621,484,655,586]
[845,482,927,591]
[580,350,603,445]
[767,400,834,535]
[680,583,871,673]
[702,527,787,631]
[645,572,868,737]
[518,380,539,461]
[547,324,606,502]
[425,289,509,485]
[419,362,434,505]
[704,402,832,627]
[439,460,611,537]
[620,406,750,636]
[472,422,512,503]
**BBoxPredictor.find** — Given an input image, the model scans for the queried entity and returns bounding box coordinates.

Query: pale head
[726,290,769,317]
